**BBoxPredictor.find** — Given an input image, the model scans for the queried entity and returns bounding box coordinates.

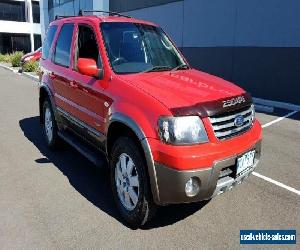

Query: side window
[54,23,74,67]
[42,25,57,59]
[75,24,101,70]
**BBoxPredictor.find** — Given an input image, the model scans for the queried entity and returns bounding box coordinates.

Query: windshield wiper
[142,65,172,73]
[171,64,189,72]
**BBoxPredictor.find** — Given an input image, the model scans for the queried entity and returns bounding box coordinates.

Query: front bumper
[153,140,261,205]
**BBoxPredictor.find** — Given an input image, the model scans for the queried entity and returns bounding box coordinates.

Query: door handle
[69,81,78,89]
[49,72,55,79]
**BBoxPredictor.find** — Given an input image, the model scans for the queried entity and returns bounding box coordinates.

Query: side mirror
[77,58,103,79]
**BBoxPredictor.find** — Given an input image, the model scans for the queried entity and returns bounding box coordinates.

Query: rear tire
[110,136,156,228]
[42,99,61,149]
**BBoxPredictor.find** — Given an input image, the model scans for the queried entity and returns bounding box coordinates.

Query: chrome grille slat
[214,122,251,137]
[209,105,254,140]
[212,115,252,131]
[210,109,252,123]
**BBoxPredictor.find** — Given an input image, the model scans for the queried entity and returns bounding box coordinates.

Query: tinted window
[42,25,57,59]
[75,25,101,69]
[54,24,74,67]
[48,0,53,9]
[0,0,25,22]
[48,0,59,10]
[110,0,179,12]
[0,33,30,54]
[32,1,40,23]
[34,34,42,50]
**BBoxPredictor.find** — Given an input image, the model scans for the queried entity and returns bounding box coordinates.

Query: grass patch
[11,51,24,67]
[22,60,39,72]
[0,53,12,63]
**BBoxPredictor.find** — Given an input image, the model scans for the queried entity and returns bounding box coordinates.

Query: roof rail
[78,10,131,18]
[55,15,76,20]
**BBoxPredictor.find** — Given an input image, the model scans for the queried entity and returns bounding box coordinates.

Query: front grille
[209,105,254,140]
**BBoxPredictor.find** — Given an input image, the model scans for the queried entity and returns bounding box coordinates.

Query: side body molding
[108,113,160,204]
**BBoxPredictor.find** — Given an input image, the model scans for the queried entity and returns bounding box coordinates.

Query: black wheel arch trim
[39,83,57,124]
[108,113,161,204]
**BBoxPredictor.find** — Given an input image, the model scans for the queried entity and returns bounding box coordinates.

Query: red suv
[39,11,262,227]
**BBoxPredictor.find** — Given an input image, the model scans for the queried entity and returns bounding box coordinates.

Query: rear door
[51,23,76,117]
[40,24,58,83]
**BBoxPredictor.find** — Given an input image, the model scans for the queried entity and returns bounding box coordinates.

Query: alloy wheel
[44,107,53,142]
[115,153,140,211]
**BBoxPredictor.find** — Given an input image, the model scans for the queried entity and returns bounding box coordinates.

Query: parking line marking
[262,111,298,128]
[252,172,300,196]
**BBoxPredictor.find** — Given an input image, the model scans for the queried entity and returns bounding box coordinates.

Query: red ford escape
[39,10,262,227]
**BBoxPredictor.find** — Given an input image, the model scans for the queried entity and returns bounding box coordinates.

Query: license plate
[236,150,256,176]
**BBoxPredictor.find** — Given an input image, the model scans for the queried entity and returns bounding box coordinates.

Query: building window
[48,0,53,10]
[110,0,181,12]
[0,33,31,54]
[32,1,40,23]
[34,34,42,50]
[0,0,26,22]
[48,0,60,10]
[60,0,73,4]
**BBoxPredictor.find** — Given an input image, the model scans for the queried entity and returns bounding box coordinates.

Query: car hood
[118,69,246,110]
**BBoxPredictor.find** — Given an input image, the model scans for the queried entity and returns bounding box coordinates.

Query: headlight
[158,116,208,145]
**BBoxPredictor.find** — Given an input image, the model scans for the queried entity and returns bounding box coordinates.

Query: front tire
[42,99,61,149]
[110,136,156,228]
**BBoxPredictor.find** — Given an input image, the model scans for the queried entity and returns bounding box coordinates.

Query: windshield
[100,22,186,74]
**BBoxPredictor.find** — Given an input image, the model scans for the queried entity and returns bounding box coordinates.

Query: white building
[0,0,41,53]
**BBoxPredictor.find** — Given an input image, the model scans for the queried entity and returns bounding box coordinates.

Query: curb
[253,97,300,112]
[0,64,19,73]
[0,63,39,82]
[254,104,274,113]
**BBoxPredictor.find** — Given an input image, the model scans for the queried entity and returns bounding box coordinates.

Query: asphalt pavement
[0,67,299,249]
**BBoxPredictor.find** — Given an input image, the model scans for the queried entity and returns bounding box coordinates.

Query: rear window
[53,23,74,67]
[42,25,57,59]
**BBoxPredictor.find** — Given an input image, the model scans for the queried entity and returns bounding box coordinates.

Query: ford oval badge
[234,115,244,127]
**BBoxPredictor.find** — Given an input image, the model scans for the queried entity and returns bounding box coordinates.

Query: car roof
[50,15,157,27]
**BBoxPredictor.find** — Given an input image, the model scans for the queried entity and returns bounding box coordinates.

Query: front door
[68,23,107,137]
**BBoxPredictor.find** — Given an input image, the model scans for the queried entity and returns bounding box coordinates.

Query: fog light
[185,177,200,197]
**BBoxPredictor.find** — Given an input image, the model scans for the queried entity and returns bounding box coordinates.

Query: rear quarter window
[53,23,74,67]
[42,25,58,59]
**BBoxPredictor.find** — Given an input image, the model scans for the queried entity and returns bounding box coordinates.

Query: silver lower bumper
[211,159,259,198]
[153,140,262,205]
